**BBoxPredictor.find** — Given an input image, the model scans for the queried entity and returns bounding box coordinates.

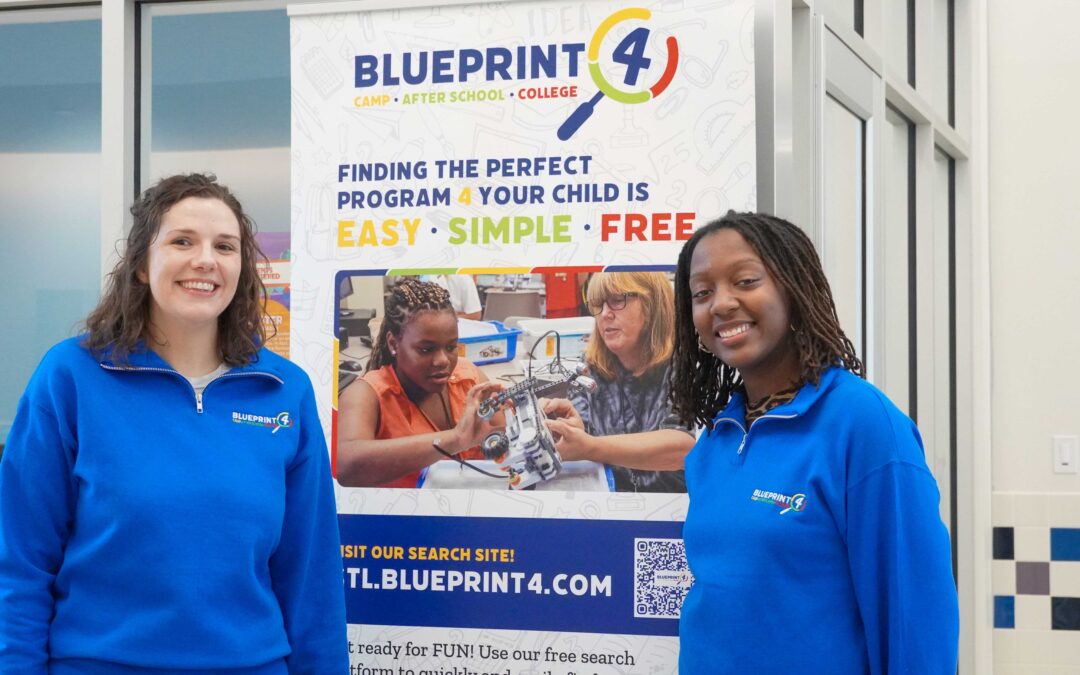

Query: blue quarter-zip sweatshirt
[679,367,958,674]
[0,337,347,674]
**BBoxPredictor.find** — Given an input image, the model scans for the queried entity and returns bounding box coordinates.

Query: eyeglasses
[587,292,638,315]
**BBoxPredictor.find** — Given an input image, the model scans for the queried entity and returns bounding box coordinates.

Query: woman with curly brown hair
[0,174,346,673]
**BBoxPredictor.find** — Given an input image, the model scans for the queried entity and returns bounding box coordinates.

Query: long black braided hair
[668,211,863,428]
[365,277,454,373]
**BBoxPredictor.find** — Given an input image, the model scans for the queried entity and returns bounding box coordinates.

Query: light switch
[1053,435,1079,474]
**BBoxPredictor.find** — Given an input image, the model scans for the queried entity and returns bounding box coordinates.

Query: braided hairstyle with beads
[365,277,454,373]
[668,211,864,428]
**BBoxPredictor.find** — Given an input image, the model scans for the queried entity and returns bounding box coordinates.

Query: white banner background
[289,0,756,671]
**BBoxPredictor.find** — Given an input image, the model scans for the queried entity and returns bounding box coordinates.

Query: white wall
[988,4,1080,667]
[989,0,1080,494]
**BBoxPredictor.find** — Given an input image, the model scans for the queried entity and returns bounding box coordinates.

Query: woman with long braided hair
[671,212,958,673]
[336,277,502,487]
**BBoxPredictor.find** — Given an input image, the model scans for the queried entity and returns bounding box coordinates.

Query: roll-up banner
[289,0,755,671]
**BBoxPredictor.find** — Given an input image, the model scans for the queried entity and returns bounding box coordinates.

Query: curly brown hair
[668,211,863,427]
[83,173,269,365]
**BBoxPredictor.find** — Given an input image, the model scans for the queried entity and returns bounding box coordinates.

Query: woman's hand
[539,397,585,430]
[446,382,504,454]
[540,397,595,461]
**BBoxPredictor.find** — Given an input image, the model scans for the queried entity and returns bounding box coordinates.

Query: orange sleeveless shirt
[361,359,484,488]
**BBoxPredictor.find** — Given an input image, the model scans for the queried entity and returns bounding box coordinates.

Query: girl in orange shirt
[336,278,502,488]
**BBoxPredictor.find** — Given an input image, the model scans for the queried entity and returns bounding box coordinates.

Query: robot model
[477,363,596,489]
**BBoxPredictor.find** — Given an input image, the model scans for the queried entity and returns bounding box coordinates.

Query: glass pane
[932,147,954,530]
[145,8,290,233]
[933,0,953,123]
[0,15,102,441]
[822,95,865,364]
[882,107,914,416]
[884,0,914,86]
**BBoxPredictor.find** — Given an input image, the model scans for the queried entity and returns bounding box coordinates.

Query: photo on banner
[332,268,689,493]
[288,0,756,670]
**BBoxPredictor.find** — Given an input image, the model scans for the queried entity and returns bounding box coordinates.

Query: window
[142,4,290,233]
[882,105,917,416]
[0,10,102,439]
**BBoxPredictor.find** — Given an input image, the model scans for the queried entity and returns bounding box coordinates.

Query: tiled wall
[992,492,1080,673]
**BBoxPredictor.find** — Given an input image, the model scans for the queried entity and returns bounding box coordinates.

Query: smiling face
[688,228,800,399]
[387,309,459,394]
[138,197,242,338]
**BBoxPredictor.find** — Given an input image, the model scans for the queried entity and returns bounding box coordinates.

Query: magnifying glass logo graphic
[557,8,679,141]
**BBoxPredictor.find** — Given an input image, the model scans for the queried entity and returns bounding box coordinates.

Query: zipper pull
[736,434,747,455]
[196,392,204,414]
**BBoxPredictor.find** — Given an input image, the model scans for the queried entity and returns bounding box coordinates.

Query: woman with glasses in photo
[542,271,694,492]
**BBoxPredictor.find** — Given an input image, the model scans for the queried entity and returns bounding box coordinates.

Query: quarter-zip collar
[98,341,281,378]
[711,366,843,430]
[98,342,284,413]
[707,367,845,463]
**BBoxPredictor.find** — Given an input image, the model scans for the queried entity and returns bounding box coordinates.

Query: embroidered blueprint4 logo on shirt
[750,488,807,515]
[232,411,294,433]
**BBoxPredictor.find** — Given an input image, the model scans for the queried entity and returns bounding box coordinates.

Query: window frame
[760,0,990,671]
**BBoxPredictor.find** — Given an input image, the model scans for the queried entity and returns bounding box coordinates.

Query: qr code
[633,538,693,619]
